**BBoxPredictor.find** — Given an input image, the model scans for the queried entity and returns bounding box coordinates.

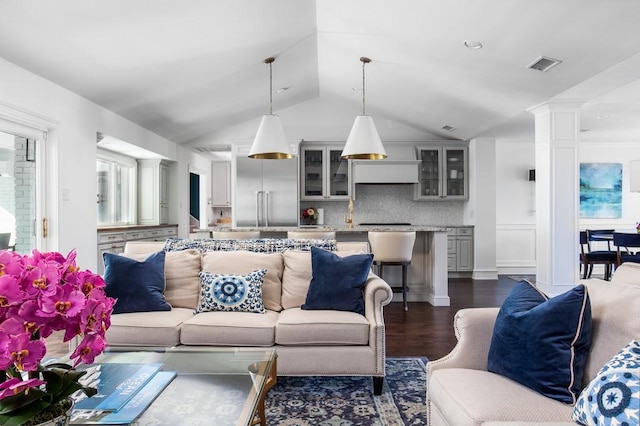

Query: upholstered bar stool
[287,231,336,240]
[210,231,261,240]
[368,231,416,311]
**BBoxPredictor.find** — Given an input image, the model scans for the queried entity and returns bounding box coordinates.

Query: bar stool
[287,231,336,240]
[368,231,416,311]
[210,231,261,240]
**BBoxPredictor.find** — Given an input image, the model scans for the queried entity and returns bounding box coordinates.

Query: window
[97,149,136,226]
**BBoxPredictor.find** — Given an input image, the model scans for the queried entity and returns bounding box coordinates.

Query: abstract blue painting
[580,163,622,218]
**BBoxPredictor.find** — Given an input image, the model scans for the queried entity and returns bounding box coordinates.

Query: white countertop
[209,225,455,233]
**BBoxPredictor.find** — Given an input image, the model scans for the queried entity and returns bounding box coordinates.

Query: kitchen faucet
[345,196,354,228]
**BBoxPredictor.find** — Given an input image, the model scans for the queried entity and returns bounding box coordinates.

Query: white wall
[495,137,640,274]
[0,57,208,270]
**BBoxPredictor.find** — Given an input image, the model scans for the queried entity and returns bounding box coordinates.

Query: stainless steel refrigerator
[234,156,299,227]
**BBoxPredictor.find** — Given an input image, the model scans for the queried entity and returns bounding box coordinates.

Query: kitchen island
[211,225,451,306]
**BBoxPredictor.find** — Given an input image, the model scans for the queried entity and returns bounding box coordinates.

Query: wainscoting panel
[496,224,536,275]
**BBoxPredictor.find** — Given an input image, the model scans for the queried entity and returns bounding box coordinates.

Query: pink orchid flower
[71,333,106,366]
[38,285,86,318]
[0,251,24,278]
[0,377,46,400]
[0,275,26,309]
[4,333,46,371]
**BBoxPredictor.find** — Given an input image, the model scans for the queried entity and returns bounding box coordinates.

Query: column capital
[527,100,586,115]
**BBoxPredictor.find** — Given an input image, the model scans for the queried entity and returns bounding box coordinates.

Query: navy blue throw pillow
[103,251,171,314]
[488,280,592,404]
[301,247,374,315]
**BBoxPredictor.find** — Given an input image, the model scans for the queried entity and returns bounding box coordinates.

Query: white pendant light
[249,57,293,159]
[341,57,387,160]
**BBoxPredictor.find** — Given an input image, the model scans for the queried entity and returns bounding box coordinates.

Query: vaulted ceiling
[2,0,640,153]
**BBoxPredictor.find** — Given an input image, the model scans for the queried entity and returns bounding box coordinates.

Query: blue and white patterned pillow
[572,340,640,426]
[163,237,337,254]
[196,269,266,314]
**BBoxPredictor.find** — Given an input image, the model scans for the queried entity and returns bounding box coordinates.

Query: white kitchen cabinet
[138,159,170,225]
[211,161,231,206]
[97,225,177,274]
[447,227,474,272]
[301,144,350,201]
[415,145,468,200]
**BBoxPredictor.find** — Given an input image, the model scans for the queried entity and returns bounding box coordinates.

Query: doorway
[188,167,209,231]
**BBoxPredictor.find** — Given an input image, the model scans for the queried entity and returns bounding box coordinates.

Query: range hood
[352,145,420,184]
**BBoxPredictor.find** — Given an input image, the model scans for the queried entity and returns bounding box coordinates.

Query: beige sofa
[426,262,640,425]
[105,240,394,394]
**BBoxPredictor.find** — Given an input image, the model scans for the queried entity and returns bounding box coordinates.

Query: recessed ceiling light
[441,125,456,132]
[464,40,483,49]
[596,114,612,119]
[276,86,290,93]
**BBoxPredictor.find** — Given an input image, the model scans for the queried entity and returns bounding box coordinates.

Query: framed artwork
[579,163,622,218]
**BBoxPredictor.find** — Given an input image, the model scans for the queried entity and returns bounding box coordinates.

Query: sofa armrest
[363,272,393,376]
[427,307,499,376]
[364,272,394,316]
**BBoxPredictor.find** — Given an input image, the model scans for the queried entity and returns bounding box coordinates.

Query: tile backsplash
[303,184,464,226]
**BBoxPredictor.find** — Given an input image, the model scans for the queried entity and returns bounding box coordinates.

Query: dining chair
[612,232,640,266]
[579,231,616,280]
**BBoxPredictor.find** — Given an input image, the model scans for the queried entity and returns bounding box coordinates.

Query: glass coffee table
[70,347,277,426]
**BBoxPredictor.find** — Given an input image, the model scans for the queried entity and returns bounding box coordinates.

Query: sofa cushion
[281,250,313,309]
[106,308,194,347]
[429,368,574,426]
[581,272,640,385]
[201,251,283,312]
[196,269,266,314]
[572,339,640,426]
[121,248,201,309]
[180,310,279,346]
[301,247,374,315]
[103,251,171,314]
[488,280,592,404]
[275,308,369,346]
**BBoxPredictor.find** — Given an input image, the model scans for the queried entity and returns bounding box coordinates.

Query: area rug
[264,357,427,425]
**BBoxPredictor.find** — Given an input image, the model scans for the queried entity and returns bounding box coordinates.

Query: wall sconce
[26,139,36,162]
[528,169,535,181]
[631,160,640,192]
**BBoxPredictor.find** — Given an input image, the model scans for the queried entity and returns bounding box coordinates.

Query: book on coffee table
[73,363,163,412]
[70,370,176,425]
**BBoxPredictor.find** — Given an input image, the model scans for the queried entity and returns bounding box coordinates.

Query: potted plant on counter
[0,249,115,426]
[301,207,319,225]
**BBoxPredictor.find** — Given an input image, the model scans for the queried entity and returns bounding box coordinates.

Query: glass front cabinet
[301,145,350,200]
[415,145,468,200]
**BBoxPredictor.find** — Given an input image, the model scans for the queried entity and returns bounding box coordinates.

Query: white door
[0,129,47,253]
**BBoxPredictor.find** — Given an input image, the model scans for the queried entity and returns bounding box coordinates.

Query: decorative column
[468,137,498,280]
[528,101,583,295]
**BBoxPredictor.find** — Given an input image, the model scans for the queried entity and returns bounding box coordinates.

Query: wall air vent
[441,125,456,132]
[527,56,562,72]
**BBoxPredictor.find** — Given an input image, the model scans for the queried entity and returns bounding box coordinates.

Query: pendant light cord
[362,59,366,115]
[360,57,371,116]
[264,57,276,115]
[269,60,273,115]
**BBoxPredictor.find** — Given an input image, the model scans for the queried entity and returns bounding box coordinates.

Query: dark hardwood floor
[384,276,521,361]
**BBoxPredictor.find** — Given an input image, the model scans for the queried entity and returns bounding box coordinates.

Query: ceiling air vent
[192,146,231,153]
[441,125,456,132]
[527,56,562,72]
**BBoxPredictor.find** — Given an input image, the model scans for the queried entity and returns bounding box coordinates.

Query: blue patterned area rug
[265,357,427,425]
